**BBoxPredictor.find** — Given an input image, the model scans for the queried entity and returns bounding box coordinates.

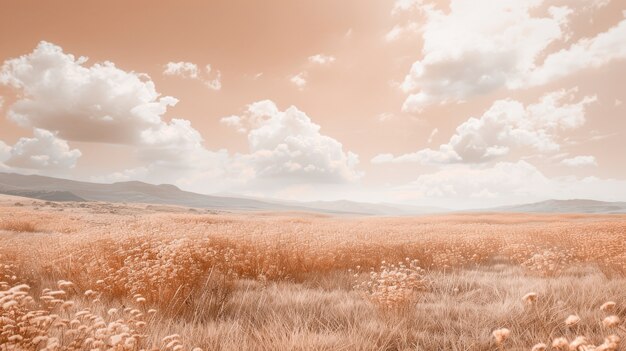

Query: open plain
[1,195,625,350]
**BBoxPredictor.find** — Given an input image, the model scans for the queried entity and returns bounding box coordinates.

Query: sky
[0,0,625,209]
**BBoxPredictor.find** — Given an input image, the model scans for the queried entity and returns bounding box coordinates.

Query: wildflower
[600,301,616,312]
[522,292,538,305]
[570,336,591,349]
[492,328,510,344]
[531,343,547,351]
[565,314,581,327]
[552,337,569,350]
[597,335,620,351]
[602,315,621,328]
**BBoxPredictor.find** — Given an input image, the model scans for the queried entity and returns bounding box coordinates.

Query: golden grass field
[1,194,625,351]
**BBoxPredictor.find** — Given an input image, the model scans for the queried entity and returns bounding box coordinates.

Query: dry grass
[1,197,625,350]
[0,219,37,233]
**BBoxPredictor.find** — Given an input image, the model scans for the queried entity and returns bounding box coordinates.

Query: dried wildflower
[600,301,616,312]
[492,328,510,344]
[602,315,621,328]
[565,314,581,327]
[354,259,428,308]
[522,292,538,305]
[570,336,591,349]
[605,335,620,344]
[596,334,621,351]
[552,337,569,350]
[531,343,547,351]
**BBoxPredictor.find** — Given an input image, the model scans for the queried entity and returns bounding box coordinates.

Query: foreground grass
[1,197,625,350]
[144,266,625,350]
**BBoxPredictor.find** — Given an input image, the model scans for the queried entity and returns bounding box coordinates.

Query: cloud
[377,112,394,122]
[398,1,626,112]
[581,0,612,10]
[0,140,10,162]
[0,41,230,182]
[388,160,626,209]
[289,72,307,89]
[400,0,572,112]
[4,129,81,170]
[0,41,183,144]
[527,14,626,87]
[220,115,246,133]
[385,23,419,42]
[399,2,626,112]
[373,89,596,164]
[202,65,222,90]
[0,96,4,109]
[0,42,361,197]
[308,54,336,65]
[392,0,424,14]
[396,160,547,199]
[163,61,199,78]
[98,100,361,193]
[163,61,222,90]
[225,100,362,185]
[560,155,597,167]
[0,41,228,174]
[427,128,438,143]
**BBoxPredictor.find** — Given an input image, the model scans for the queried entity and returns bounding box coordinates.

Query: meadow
[0,194,625,351]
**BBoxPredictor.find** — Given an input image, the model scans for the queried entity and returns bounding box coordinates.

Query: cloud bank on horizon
[0,0,625,208]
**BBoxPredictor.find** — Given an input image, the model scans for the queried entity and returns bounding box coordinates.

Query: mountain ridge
[0,173,432,215]
[1,172,625,215]
[485,199,626,214]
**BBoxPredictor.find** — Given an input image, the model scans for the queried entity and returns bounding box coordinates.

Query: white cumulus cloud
[560,155,597,167]
[373,89,596,164]
[163,61,221,90]
[527,14,626,87]
[1,42,361,196]
[163,61,199,78]
[401,0,572,112]
[398,1,626,112]
[4,129,81,170]
[0,41,183,144]
[224,100,362,185]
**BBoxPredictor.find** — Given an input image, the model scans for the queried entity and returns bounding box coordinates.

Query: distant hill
[0,173,317,212]
[488,199,626,214]
[301,200,446,215]
[0,173,441,215]
[3,173,623,215]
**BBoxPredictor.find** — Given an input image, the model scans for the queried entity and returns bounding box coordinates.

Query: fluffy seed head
[531,343,547,351]
[492,328,510,344]
[600,301,616,312]
[552,337,569,350]
[602,315,621,328]
[565,315,581,327]
[523,292,538,305]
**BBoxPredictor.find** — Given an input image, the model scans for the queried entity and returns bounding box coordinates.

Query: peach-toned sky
[0,0,625,208]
